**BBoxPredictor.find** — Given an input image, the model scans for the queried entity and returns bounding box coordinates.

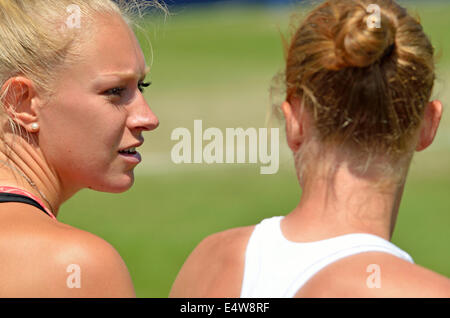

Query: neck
[0,133,74,218]
[284,161,408,242]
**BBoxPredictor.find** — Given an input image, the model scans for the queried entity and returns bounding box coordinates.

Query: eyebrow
[99,66,151,81]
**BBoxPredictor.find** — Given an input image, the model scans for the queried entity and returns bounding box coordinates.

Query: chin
[88,172,135,193]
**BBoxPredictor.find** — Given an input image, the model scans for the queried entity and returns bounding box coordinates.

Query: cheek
[38,97,127,183]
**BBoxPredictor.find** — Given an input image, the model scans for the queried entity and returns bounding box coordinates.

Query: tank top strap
[240,216,285,297]
[0,186,56,220]
[284,234,414,297]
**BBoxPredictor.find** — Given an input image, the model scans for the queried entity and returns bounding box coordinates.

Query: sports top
[0,186,56,220]
[240,216,414,298]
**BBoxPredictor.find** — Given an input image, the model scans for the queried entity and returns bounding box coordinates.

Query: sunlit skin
[0,13,158,297]
[169,98,450,298]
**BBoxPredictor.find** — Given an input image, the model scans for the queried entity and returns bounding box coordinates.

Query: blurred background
[59,0,450,297]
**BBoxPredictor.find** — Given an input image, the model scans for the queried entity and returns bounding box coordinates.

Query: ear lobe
[416,100,443,152]
[282,100,303,153]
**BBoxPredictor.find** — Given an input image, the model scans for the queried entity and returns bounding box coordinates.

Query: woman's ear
[416,100,443,152]
[281,98,304,153]
[1,77,40,130]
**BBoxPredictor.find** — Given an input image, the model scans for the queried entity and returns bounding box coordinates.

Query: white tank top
[240,216,414,298]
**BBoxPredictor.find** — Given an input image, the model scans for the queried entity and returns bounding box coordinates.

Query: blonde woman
[170,0,450,298]
[0,0,161,297]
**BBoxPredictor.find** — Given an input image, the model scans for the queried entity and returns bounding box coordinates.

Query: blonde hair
[0,0,166,176]
[283,0,435,189]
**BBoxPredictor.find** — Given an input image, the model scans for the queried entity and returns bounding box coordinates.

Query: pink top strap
[0,186,57,220]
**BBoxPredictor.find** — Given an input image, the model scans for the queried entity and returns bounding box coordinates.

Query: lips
[119,147,137,154]
[118,150,142,164]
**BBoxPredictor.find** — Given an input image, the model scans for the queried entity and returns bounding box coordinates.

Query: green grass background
[58,1,450,297]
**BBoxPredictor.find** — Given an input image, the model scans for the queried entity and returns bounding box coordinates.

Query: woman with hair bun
[170,0,450,298]
[0,0,162,297]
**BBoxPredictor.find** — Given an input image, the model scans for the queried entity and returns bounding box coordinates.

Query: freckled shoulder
[295,252,450,298]
[170,225,255,298]
[0,205,135,297]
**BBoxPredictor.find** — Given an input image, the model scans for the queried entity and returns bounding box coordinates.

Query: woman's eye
[104,81,152,98]
[105,87,126,97]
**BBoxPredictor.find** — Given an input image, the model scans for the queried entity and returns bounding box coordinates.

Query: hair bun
[333,4,396,69]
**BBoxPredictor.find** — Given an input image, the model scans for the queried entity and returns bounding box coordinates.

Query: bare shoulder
[170,225,255,298]
[295,252,450,298]
[0,207,135,297]
[50,224,136,297]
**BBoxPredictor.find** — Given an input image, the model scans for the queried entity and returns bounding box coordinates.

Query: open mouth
[118,145,142,164]
[119,150,137,155]
[118,148,142,163]
[118,147,137,155]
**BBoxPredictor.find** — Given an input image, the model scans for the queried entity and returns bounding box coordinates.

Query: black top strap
[0,193,51,217]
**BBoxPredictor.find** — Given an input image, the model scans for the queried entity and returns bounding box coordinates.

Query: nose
[128,96,159,132]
